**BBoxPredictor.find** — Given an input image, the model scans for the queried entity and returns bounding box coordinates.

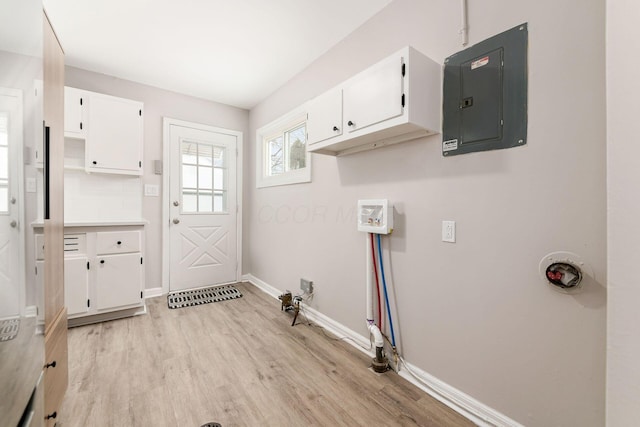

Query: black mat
[167,285,242,309]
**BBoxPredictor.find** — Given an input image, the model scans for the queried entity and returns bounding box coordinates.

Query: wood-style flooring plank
[58,282,474,427]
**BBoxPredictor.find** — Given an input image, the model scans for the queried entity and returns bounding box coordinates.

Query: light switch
[26,177,36,193]
[144,184,160,197]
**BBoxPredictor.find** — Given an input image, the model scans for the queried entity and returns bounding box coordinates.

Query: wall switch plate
[442,220,456,243]
[300,278,313,294]
[144,184,160,197]
[25,177,36,193]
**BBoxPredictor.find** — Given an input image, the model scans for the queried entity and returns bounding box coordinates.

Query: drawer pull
[117,241,122,245]
[45,411,57,420]
[44,360,57,369]
[100,260,105,264]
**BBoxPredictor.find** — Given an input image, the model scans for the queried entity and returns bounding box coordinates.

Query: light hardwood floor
[59,282,474,427]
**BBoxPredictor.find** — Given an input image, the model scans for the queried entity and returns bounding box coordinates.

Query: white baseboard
[144,287,164,299]
[397,362,524,427]
[243,274,522,427]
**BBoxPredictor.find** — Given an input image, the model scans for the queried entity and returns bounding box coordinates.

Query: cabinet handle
[45,412,57,420]
[347,120,354,127]
[44,360,56,369]
[332,126,339,131]
[100,260,105,264]
[117,241,122,245]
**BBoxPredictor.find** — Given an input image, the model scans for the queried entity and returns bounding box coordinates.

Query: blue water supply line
[376,233,396,348]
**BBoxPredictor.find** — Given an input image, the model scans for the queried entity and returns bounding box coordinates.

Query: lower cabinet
[34,224,145,324]
[64,257,89,316]
[96,252,143,310]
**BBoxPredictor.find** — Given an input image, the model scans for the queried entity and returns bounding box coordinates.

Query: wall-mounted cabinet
[307,46,441,156]
[86,93,143,175]
[37,87,144,174]
[64,86,85,138]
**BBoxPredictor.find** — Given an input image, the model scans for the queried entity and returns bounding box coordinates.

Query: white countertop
[31,219,149,228]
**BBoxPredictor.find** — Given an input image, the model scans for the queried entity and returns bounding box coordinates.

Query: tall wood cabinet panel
[43,10,68,425]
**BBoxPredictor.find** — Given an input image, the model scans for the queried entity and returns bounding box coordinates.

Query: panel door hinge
[401,94,405,108]
[87,261,90,270]
[35,266,37,275]
[139,161,142,168]
[87,299,90,308]
[139,109,142,116]
[80,122,83,130]
[402,63,406,77]
[140,257,143,265]
[140,291,143,299]
[80,97,83,106]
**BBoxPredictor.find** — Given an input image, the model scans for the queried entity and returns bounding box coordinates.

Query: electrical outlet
[300,278,313,294]
[442,220,456,243]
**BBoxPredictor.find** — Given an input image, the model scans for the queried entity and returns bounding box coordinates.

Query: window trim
[256,106,311,188]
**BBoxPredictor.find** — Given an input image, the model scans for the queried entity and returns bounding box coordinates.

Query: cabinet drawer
[96,230,141,255]
[44,309,68,424]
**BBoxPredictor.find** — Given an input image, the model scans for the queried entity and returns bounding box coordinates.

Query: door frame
[161,117,243,294]
[0,87,26,315]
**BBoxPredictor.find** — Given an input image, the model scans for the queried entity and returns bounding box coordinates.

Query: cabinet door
[95,252,143,311]
[87,93,143,175]
[343,54,404,133]
[64,257,89,317]
[64,86,85,137]
[307,87,343,145]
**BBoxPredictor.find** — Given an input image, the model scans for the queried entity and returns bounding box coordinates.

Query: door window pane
[199,144,213,166]
[213,168,224,190]
[182,165,197,189]
[180,140,227,213]
[182,192,197,212]
[198,166,212,190]
[213,147,225,167]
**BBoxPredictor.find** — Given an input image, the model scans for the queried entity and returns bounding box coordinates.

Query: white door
[0,89,23,318]
[168,123,238,292]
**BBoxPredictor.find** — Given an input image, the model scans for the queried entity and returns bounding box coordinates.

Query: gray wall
[63,67,249,291]
[606,0,640,424]
[246,0,606,425]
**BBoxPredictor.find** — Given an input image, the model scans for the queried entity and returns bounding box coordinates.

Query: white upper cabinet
[62,87,144,175]
[343,54,403,133]
[86,93,143,175]
[307,86,343,145]
[64,86,85,138]
[307,46,441,156]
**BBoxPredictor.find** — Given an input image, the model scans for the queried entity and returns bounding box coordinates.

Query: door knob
[173,218,180,224]
[347,120,354,127]
[332,126,339,131]
[173,201,180,206]
[9,220,17,228]
[10,197,16,204]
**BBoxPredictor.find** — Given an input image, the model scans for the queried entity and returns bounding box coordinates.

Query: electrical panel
[357,199,393,234]
[442,23,528,156]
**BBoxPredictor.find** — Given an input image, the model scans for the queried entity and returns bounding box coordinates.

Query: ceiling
[43,0,393,109]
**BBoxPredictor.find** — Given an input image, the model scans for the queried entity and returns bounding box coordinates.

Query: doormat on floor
[167,284,242,309]
[0,318,20,342]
